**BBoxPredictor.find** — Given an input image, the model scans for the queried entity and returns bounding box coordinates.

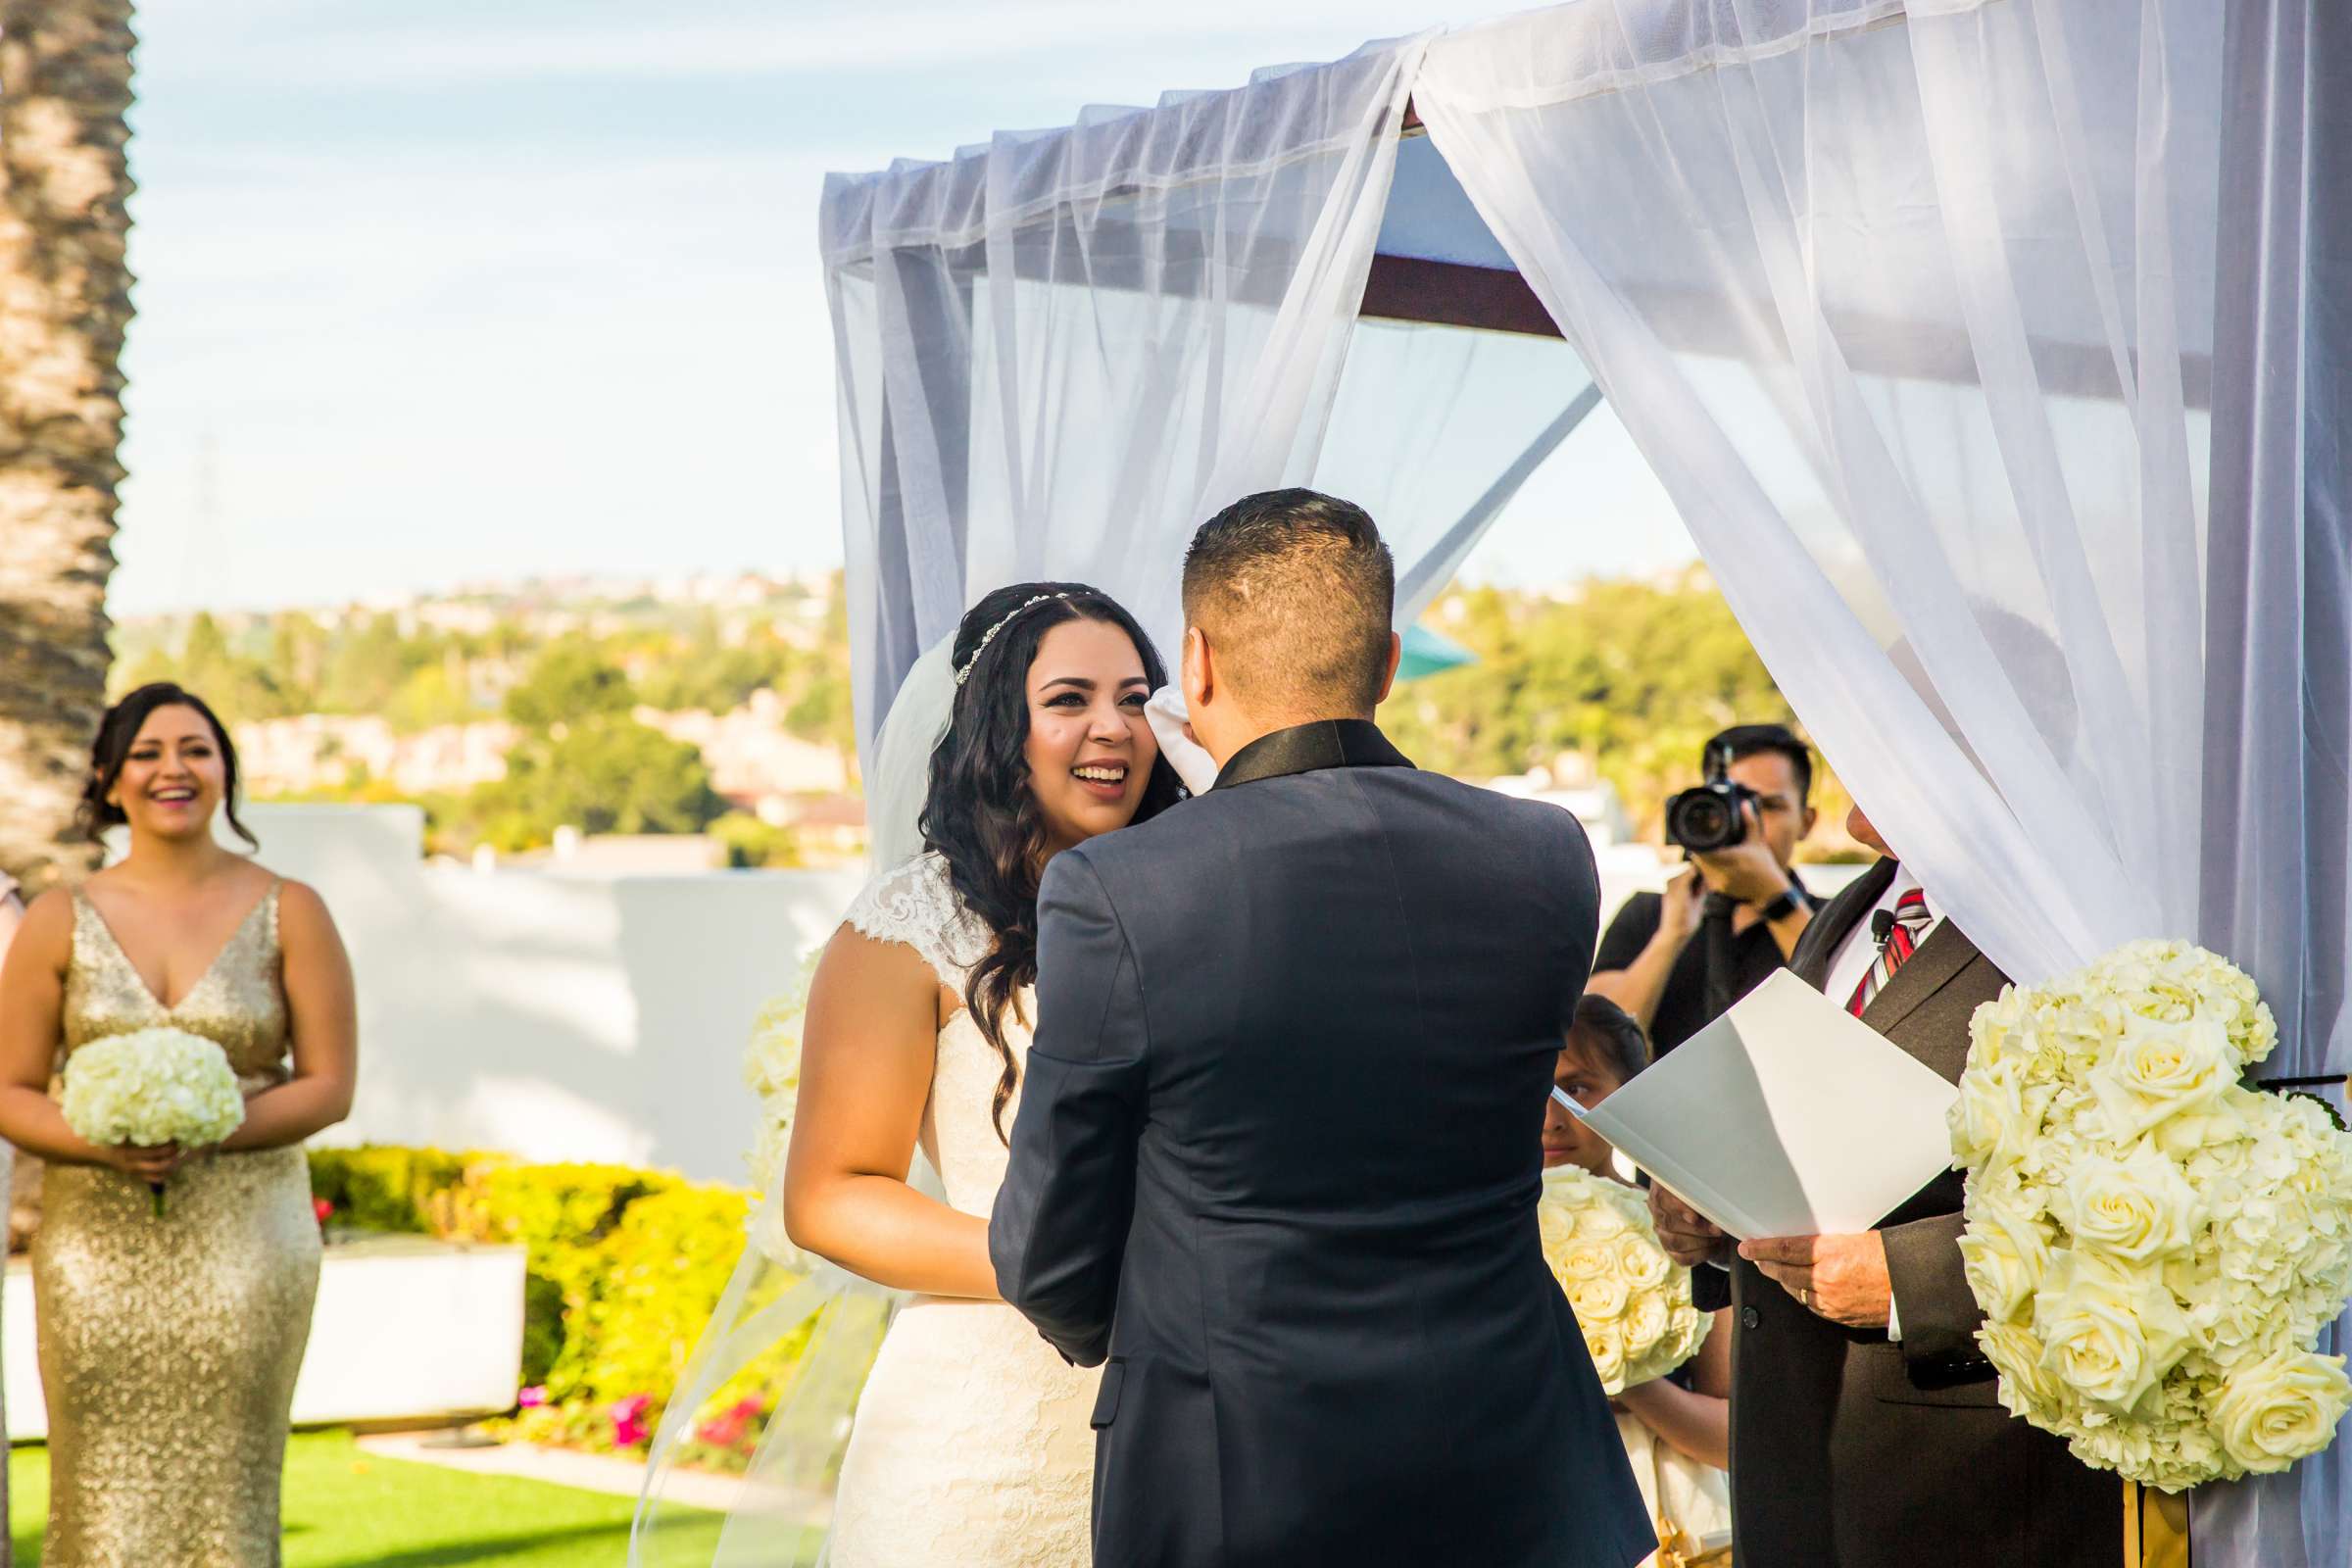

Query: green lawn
[9,1431,731,1568]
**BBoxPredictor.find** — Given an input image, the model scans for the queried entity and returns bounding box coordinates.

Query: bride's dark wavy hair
[920,582,1185,1142]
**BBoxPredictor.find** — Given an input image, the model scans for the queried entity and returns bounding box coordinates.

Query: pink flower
[516,1385,548,1409]
[695,1396,765,1450]
[313,1199,334,1226]
[610,1393,654,1448]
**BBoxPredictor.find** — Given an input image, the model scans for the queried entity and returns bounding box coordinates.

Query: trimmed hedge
[307,1146,792,1465]
[305,1145,475,1237]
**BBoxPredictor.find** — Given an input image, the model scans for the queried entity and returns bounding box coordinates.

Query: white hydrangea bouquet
[1951,938,2352,1490]
[59,1026,247,1215]
[742,949,822,1263]
[1538,1163,1711,1395]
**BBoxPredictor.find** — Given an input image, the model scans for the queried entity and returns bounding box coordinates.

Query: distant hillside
[117,566,1863,862]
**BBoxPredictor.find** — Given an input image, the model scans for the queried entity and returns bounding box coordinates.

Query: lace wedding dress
[824,853,1101,1568]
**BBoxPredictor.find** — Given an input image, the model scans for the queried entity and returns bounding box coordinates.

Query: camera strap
[1699,893,1740,1020]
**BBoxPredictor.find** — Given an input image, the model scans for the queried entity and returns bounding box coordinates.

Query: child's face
[1543,1043,1626,1178]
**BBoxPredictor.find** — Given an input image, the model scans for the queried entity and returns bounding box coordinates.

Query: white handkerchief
[1558,969,1961,1239]
[1144,686,1218,795]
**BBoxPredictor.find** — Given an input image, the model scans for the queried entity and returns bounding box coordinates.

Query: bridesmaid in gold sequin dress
[0,685,359,1568]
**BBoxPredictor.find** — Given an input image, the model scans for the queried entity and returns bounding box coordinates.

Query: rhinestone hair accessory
[953,593,1076,687]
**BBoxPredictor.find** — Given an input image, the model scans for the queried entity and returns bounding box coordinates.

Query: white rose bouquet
[59,1026,247,1215]
[1538,1164,1711,1396]
[1952,939,2352,1490]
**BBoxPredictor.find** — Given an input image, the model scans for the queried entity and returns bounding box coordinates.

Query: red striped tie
[1847,888,1933,1016]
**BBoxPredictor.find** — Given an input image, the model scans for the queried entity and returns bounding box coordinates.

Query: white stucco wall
[240,805,861,1186]
[5,1240,529,1439]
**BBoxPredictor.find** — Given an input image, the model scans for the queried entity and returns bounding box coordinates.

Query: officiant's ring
[1799,1287,1810,1307]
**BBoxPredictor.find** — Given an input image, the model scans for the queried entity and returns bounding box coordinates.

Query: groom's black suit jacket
[991,720,1653,1568]
[1704,857,2123,1568]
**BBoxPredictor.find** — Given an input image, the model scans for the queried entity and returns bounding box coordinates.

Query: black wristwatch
[1755,886,1804,924]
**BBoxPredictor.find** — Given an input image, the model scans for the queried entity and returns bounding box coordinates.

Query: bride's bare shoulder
[808,907,967,1048]
[815,919,938,1001]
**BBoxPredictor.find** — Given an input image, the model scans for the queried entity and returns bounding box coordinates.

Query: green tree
[636,615,790,715]
[319,612,412,713]
[1379,569,1855,854]
[773,593,857,759]
[122,611,301,725]
[384,662,477,732]
[113,642,178,696]
[180,610,231,678]
[782,668,852,752]
[505,637,636,730]
[473,716,722,850]
[710,810,803,869]
[268,612,330,707]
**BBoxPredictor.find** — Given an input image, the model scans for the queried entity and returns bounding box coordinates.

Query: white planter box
[4,1235,527,1442]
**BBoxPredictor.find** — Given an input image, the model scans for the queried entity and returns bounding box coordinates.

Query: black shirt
[1592,874,1817,1055]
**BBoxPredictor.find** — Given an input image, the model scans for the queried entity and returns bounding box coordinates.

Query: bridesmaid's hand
[102,1142,183,1182]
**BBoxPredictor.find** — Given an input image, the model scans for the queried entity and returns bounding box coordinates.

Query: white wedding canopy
[819,2,2348,1560]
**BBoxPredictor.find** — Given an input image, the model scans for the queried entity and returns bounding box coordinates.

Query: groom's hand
[1740,1233,1892,1329]
[1649,1185,1729,1268]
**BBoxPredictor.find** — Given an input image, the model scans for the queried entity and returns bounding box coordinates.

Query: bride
[774,581,1184,1566]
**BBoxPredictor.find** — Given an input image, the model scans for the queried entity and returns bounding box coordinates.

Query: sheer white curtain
[1419,1,2341,1559]
[822,36,1429,762]
[1309,317,1601,625]
[1419,0,2220,987]
[2196,0,2352,1558]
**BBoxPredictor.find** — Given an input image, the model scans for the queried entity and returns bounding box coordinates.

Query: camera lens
[1679,798,1730,846]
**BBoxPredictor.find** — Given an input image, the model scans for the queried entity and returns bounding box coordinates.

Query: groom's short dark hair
[1183,489,1395,714]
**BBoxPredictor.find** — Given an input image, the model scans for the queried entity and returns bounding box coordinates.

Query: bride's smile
[1068,761,1130,806]
[1023,616,1162,855]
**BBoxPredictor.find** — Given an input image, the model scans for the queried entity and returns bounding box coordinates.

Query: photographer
[1588,724,1818,1054]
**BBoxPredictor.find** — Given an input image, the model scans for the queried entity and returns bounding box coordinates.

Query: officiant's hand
[1740,1233,1892,1329]
[1650,1184,1729,1268]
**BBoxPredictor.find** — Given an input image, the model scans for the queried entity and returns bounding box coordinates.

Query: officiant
[1648,802,2125,1568]
[1588,725,1821,1056]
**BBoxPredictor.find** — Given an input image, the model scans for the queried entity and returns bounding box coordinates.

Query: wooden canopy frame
[1358,104,1565,341]
[1355,102,2213,408]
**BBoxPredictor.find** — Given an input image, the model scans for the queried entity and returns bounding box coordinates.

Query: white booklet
[1559,969,1961,1239]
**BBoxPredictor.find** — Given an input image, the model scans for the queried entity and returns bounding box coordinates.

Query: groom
[992,490,1652,1568]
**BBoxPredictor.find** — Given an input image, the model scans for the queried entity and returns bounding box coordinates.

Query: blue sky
[110,0,1695,616]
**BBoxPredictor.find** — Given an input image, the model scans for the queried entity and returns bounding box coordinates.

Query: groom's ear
[1373,631,1402,706]
[1183,626,1213,711]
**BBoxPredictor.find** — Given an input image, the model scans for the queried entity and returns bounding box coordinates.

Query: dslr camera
[1664,742,1759,854]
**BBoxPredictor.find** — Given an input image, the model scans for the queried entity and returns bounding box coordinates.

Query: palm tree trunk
[0,0,138,897]
[0,12,137,1536]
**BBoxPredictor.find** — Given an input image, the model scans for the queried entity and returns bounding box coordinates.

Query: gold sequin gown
[35,886,321,1568]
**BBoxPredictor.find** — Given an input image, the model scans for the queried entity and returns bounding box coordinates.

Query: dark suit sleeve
[1592,892,1660,974]
[1690,1263,1733,1313]
[1883,1211,1984,1364]
[1551,812,1602,1029]
[988,848,1146,1368]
